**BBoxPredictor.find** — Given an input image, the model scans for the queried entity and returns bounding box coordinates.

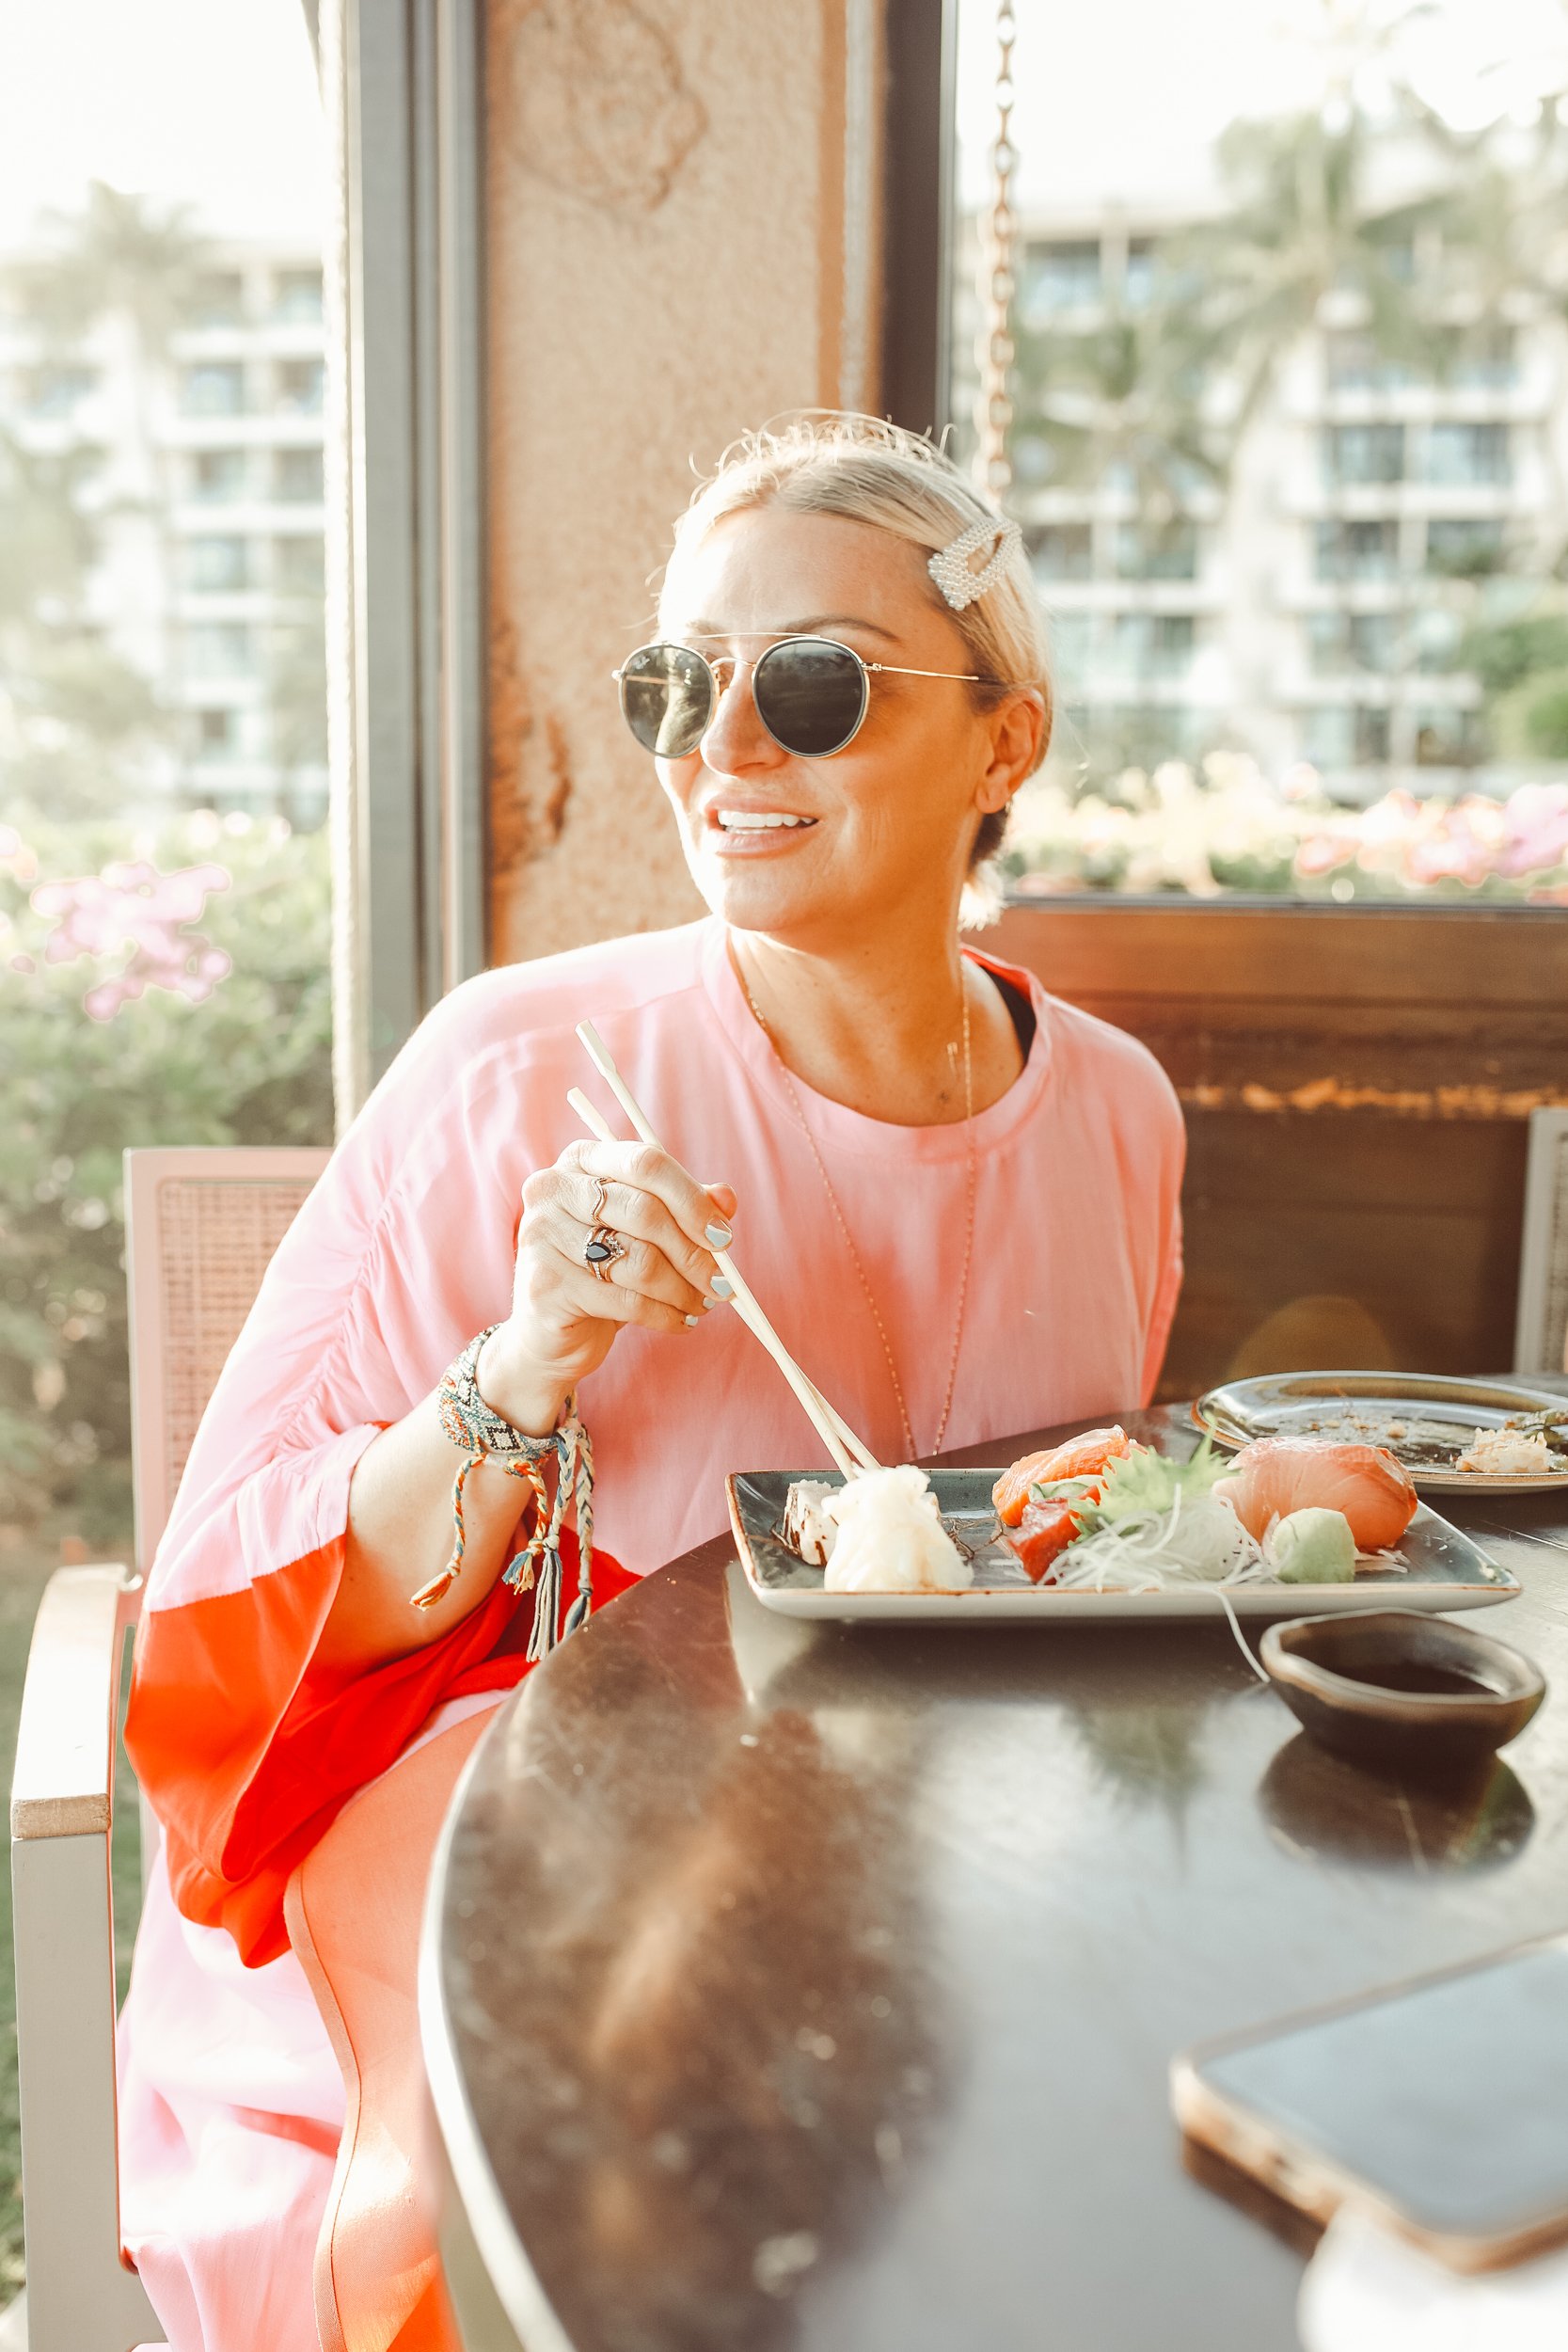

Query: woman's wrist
[474,1325,572,1439]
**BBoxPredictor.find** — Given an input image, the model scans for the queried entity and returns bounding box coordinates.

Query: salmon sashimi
[991,1425,1132,1526]
[1212,1438,1418,1552]
[1006,1496,1085,1583]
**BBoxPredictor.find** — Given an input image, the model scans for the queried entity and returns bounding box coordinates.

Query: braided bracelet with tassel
[411,1325,594,1659]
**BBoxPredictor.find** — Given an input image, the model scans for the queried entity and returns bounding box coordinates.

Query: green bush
[0,808,332,1551]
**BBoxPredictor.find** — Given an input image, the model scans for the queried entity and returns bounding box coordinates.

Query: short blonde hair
[664,412,1053,870]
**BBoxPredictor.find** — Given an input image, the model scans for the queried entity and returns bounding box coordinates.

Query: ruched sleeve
[123,981,632,1966]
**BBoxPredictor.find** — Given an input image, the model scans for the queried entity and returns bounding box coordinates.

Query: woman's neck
[728,920,1024,1127]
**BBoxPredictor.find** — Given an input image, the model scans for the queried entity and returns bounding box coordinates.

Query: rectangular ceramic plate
[1194,1372,1568,1494]
[726,1469,1519,1623]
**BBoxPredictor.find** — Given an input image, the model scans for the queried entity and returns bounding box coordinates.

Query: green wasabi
[1268,1506,1357,1583]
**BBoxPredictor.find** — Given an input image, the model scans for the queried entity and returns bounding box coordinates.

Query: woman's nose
[700,659,786,773]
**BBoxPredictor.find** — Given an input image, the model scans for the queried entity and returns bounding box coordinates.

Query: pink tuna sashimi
[1213,1438,1417,1552]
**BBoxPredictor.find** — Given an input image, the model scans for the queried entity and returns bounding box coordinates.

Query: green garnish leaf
[1078,1438,1227,1532]
[1025,1474,1102,1508]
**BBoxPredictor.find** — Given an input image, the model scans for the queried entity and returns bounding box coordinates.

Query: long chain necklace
[741,958,978,1464]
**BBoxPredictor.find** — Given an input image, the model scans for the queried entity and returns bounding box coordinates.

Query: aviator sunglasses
[614,634,998,762]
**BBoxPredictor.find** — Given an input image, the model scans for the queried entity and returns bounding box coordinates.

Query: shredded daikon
[1055,1490,1266,1593]
[1053,1492,1273,1681]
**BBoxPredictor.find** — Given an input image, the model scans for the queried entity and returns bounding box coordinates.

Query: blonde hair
[663,412,1053,877]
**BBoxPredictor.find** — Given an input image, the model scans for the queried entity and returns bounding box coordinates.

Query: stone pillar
[483,0,886,963]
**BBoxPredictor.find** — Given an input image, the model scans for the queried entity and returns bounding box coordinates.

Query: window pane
[1424,421,1510,485]
[1326,334,1418,392]
[1123,238,1158,308]
[1047,611,1095,684]
[274,533,325,591]
[1324,423,1404,485]
[1307,613,1399,676]
[951,0,1568,900]
[276,358,325,414]
[1115,520,1198,580]
[186,269,245,326]
[1019,238,1102,320]
[1414,707,1484,766]
[195,707,239,758]
[1426,517,1506,576]
[1315,519,1401,581]
[1449,326,1516,389]
[181,362,246,417]
[185,623,253,675]
[25,364,97,416]
[1025,522,1093,580]
[182,535,250,591]
[190,449,248,501]
[273,267,324,323]
[274,448,323,503]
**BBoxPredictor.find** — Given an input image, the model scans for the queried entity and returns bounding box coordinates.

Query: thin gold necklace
[740,955,977,1463]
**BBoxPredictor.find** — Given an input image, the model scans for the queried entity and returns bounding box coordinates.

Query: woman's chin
[690,836,832,930]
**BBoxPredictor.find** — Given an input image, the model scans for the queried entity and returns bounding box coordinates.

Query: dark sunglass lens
[620,644,713,757]
[754,639,867,757]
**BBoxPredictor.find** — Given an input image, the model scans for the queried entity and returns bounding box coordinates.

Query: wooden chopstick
[567,1081,862,1479]
[566,1088,878,1474]
[569,1031,880,1477]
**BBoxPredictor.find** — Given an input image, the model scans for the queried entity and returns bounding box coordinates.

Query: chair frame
[10,1570,159,2352]
[1515,1106,1568,1379]
[9,1145,329,2352]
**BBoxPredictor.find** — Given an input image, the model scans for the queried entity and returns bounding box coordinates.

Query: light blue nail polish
[711,1274,734,1298]
[705,1221,733,1248]
[703,1294,718,1311]
[685,1313,700,1327]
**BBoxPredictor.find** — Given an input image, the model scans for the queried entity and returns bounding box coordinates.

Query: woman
[119,413,1184,2350]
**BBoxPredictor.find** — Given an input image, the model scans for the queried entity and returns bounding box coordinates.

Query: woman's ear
[975,688,1046,815]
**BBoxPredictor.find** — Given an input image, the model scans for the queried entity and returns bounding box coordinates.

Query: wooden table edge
[420,1708,572,2352]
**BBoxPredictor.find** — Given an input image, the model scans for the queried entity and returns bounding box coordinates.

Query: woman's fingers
[557,1171,721,1295]
[555,1254,705,1337]
[510,1138,736,1378]
[559,1139,735,1257]
[542,1201,711,1319]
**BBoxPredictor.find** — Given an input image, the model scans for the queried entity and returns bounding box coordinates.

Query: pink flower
[1498,784,1568,879]
[1295,831,1357,877]
[30,860,232,1020]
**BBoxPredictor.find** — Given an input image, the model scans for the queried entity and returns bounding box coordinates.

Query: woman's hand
[477,1142,737,1434]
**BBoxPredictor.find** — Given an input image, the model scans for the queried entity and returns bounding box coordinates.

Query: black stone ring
[584,1224,626,1282]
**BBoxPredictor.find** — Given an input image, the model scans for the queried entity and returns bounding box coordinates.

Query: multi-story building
[1,239,327,817]
[955,204,1568,799]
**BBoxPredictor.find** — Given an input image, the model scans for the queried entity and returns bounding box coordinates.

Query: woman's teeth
[715,811,816,831]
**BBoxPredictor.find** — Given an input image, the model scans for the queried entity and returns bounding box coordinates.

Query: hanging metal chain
[974,3,1018,498]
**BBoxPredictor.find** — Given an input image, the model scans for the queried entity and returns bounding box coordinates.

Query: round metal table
[421,1408,1568,2352]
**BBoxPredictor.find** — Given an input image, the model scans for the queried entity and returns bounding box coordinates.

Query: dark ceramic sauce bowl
[1259,1609,1546,1775]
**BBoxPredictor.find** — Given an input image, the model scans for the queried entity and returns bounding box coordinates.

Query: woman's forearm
[323,1333,569,1672]
[321,1140,729,1675]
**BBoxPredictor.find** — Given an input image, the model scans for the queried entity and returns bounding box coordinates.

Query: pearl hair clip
[927,516,1023,612]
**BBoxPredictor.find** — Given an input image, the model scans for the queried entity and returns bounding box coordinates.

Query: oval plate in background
[725,1468,1518,1624]
[1194,1372,1568,1494]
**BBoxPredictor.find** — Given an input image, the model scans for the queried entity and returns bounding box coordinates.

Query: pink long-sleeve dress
[119,915,1184,2351]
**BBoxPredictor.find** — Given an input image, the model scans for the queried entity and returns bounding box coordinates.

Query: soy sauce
[1336,1660,1492,1698]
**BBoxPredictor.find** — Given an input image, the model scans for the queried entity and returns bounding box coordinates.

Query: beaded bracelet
[412,1325,594,1660]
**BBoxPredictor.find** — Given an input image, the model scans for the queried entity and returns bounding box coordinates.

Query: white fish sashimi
[822,1464,972,1594]
[782,1479,838,1566]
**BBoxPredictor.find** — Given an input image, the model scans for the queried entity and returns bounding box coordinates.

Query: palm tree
[1011,303,1225,531]
[265,619,329,830]
[10,181,201,353]
[0,429,170,818]
[6,185,207,711]
[1173,106,1444,435]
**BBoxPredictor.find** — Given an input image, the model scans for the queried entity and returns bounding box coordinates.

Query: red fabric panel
[126,1534,635,1966]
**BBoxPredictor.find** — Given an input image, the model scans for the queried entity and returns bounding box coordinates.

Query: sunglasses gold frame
[613,633,994,760]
